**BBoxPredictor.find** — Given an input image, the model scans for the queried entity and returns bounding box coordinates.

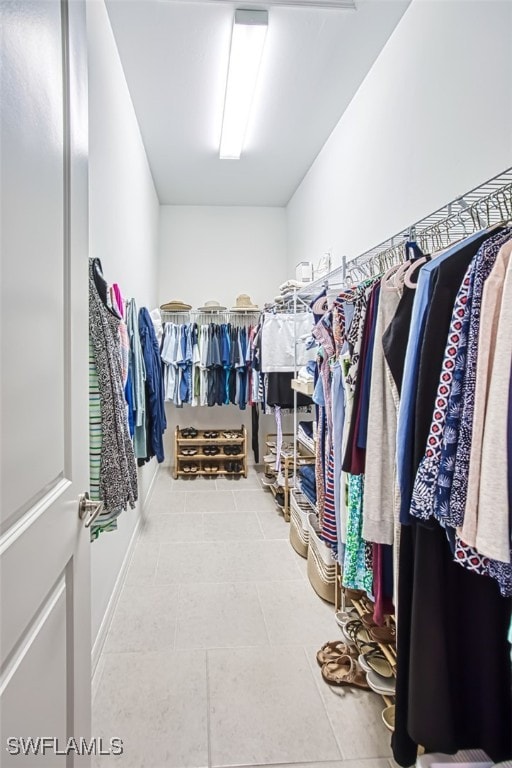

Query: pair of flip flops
[316,642,370,690]
[183,464,198,474]
[181,427,198,438]
[182,448,197,457]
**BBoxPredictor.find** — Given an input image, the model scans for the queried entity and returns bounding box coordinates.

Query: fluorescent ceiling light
[219,9,268,160]
[162,1,356,7]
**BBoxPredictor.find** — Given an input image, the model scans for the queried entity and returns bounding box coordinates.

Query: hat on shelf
[197,300,227,312]
[232,294,259,312]
[160,300,192,312]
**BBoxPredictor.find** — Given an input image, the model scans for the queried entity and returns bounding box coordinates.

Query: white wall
[159,206,287,310]
[287,0,512,273]
[87,0,161,652]
[158,205,289,464]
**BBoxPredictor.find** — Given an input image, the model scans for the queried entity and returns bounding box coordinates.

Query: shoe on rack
[381,705,395,733]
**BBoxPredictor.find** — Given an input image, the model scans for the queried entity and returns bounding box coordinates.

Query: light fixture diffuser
[219,9,268,160]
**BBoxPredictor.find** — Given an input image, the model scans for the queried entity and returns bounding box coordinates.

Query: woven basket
[289,491,310,558]
[306,513,336,604]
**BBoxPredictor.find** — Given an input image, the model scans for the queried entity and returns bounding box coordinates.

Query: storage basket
[306,513,336,603]
[289,490,310,558]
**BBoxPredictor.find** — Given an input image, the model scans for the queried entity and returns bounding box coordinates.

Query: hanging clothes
[138,307,166,465]
[88,259,138,532]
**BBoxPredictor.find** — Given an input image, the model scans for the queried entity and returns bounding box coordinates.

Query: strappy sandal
[316,641,358,666]
[321,655,370,689]
[369,624,396,645]
[342,619,372,650]
[358,647,394,678]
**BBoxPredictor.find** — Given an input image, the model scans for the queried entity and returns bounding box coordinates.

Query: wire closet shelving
[295,166,512,300]
[288,165,512,484]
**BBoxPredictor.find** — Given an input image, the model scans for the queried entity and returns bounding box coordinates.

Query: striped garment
[322,446,338,554]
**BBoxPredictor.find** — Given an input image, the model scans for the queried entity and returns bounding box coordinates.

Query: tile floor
[92,468,394,768]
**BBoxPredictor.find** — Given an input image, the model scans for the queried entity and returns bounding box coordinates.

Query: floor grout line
[302,646,346,761]
[254,582,272,647]
[205,650,213,768]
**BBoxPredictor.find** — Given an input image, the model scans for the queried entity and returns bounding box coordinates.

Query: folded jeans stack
[299,464,317,506]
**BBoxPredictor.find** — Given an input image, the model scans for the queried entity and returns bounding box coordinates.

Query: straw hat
[160,300,192,311]
[197,300,227,312]
[232,294,259,312]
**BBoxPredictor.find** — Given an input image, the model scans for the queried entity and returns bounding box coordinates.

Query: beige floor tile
[203,511,263,541]
[186,490,236,512]
[208,645,341,766]
[231,539,305,582]
[149,489,187,514]
[293,549,309,580]
[124,540,159,586]
[140,512,204,542]
[92,650,208,768]
[242,762,391,768]
[256,507,290,539]
[155,542,232,584]
[176,582,269,648]
[257,580,336,646]
[103,584,179,653]
[215,474,262,490]
[304,647,393,760]
[233,489,277,512]
[180,476,219,490]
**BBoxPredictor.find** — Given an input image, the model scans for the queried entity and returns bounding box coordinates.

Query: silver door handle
[78,492,104,528]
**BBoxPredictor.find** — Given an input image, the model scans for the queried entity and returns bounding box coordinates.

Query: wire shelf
[297,166,512,297]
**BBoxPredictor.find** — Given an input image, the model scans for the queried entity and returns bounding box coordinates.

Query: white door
[0,1,91,765]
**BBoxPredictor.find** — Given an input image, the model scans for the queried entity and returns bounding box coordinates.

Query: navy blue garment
[138,308,166,463]
[125,367,134,437]
[357,282,381,450]
[238,327,248,411]
[179,324,190,404]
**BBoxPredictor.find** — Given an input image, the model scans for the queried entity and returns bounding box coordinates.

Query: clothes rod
[297,166,512,297]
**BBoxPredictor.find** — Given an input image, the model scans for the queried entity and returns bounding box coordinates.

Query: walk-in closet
[1,1,512,767]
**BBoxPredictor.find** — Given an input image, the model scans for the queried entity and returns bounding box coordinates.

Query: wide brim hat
[197,300,227,312]
[232,294,259,312]
[160,300,192,311]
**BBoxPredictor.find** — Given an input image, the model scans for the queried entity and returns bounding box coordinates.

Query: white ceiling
[105,0,411,206]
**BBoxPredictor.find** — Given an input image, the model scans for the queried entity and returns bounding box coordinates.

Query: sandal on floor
[358,647,394,678]
[321,655,370,689]
[369,624,396,645]
[316,641,357,666]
